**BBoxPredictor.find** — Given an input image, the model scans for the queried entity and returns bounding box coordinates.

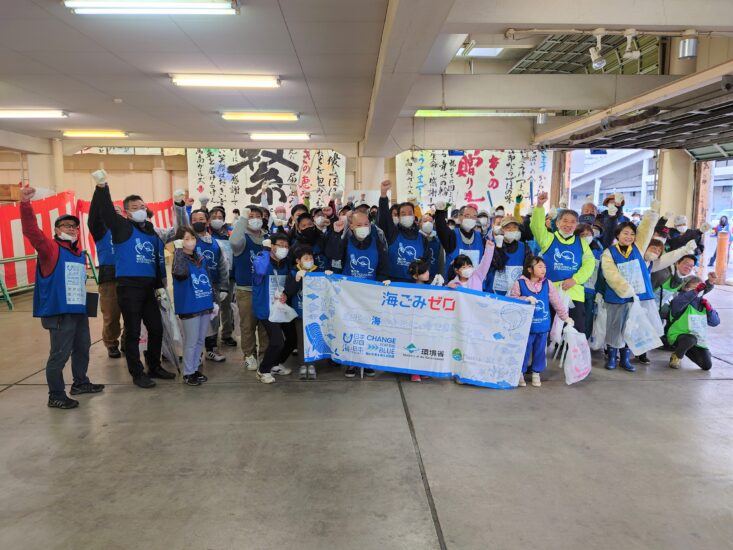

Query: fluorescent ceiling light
[65,1,235,14]
[249,133,310,141]
[414,109,551,118]
[171,74,280,88]
[221,112,299,121]
[63,130,128,138]
[0,110,67,118]
[456,47,504,58]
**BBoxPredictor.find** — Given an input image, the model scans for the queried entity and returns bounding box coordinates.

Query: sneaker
[345,366,357,378]
[244,355,258,371]
[299,365,308,380]
[206,349,226,362]
[133,374,156,388]
[149,367,175,380]
[256,370,276,384]
[518,375,526,387]
[637,353,650,365]
[531,372,541,387]
[221,337,238,347]
[194,371,208,383]
[453,377,464,385]
[107,346,121,358]
[669,354,682,369]
[183,374,201,386]
[364,368,376,377]
[411,374,422,382]
[70,382,105,395]
[271,365,292,376]
[292,348,298,356]
[47,396,79,409]
[307,365,317,379]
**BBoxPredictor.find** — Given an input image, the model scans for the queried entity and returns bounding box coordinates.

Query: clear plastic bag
[561,326,592,385]
[590,295,607,351]
[269,300,299,323]
[623,297,663,356]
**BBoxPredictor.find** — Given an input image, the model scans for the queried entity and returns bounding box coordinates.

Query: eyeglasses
[57,224,78,229]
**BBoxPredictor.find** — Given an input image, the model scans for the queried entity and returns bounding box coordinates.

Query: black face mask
[192,222,207,234]
[300,226,319,243]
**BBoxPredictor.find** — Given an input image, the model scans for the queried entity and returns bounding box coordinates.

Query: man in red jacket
[20,186,104,409]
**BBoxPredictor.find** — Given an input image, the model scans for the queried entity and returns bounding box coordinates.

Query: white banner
[302,273,534,388]
[187,148,345,214]
[396,149,553,212]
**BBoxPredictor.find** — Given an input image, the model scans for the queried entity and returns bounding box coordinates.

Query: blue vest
[342,232,379,280]
[487,241,525,295]
[114,225,165,279]
[195,237,222,285]
[33,243,87,318]
[445,228,483,277]
[387,230,425,280]
[173,258,214,316]
[233,234,263,287]
[426,236,442,278]
[543,233,583,283]
[95,229,115,267]
[519,278,552,334]
[603,244,654,304]
[253,254,289,320]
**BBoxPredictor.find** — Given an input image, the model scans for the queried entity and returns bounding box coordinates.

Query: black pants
[259,319,297,373]
[117,285,163,378]
[674,334,713,370]
[550,299,587,335]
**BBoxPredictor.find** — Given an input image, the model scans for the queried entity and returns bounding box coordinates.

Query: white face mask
[275,246,288,260]
[504,231,521,243]
[314,216,325,226]
[248,218,263,231]
[583,235,594,245]
[183,239,196,252]
[354,226,370,240]
[129,209,147,223]
[494,210,505,218]
[57,231,76,242]
[210,219,225,230]
[275,211,286,220]
[301,260,314,270]
[392,216,399,225]
[677,225,688,233]
[421,222,434,234]
[478,217,489,227]
[559,230,573,239]
[460,266,475,279]
[644,252,659,262]
[461,219,477,232]
[399,215,415,228]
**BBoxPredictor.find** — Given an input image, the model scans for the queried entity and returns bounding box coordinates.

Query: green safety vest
[667,304,709,349]
[656,276,683,313]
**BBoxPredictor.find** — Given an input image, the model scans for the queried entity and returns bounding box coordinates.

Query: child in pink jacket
[446,239,495,291]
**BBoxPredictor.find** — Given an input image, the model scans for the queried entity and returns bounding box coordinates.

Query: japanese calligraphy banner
[186,148,345,214]
[302,273,534,389]
[396,149,554,212]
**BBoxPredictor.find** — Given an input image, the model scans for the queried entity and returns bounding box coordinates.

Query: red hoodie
[20,201,80,278]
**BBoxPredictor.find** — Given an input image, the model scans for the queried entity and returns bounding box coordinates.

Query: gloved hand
[173,189,186,203]
[346,193,355,203]
[665,211,675,221]
[199,193,210,207]
[406,194,417,204]
[324,270,334,276]
[695,282,707,293]
[173,239,183,249]
[431,274,445,286]
[650,199,661,212]
[334,189,343,199]
[494,235,504,248]
[20,186,36,202]
[684,239,698,253]
[382,280,391,286]
[274,218,286,227]
[295,269,306,282]
[218,291,227,302]
[559,193,568,209]
[700,298,712,312]
[614,192,625,205]
[566,317,575,327]
[607,204,618,217]
[262,239,272,248]
[91,169,107,186]
[435,200,447,211]
[210,303,220,319]
[700,222,712,233]
[261,183,269,192]
[242,207,251,219]
[515,194,523,205]
[154,288,168,301]
[548,207,557,219]
[526,296,537,305]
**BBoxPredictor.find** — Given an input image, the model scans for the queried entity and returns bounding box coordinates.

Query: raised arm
[377,180,396,242]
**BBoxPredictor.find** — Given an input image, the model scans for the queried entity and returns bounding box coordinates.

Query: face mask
[275,247,289,260]
[301,260,314,270]
[495,210,505,217]
[478,217,489,227]
[593,229,601,238]
[392,216,399,225]
[460,266,475,279]
[559,230,573,239]
[275,211,286,220]
[248,218,263,231]
[314,216,325,226]
[582,235,594,245]
[579,214,596,225]
[183,239,196,252]
[504,231,521,243]
[677,225,688,233]
[129,209,147,223]
[210,219,225,230]
[421,222,434,234]
[399,215,414,228]
[301,226,319,242]
[192,221,207,233]
[57,231,76,242]
[644,252,659,262]
[354,226,370,240]
[632,218,640,225]
[461,219,477,232]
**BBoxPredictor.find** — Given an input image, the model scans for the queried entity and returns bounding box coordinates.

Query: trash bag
[590,295,607,351]
[550,288,573,345]
[623,297,663,356]
[561,326,592,385]
[269,300,298,323]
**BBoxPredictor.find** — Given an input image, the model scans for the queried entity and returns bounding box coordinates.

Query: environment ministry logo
[405,343,418,354]
[452,348,463,361]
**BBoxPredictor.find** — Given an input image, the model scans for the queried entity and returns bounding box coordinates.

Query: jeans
[674,334,713,370]
[41,314,91,399]
[523,332,548,373]
[117,284,163,378]
[259,319,297,373]
[181,313,210,376]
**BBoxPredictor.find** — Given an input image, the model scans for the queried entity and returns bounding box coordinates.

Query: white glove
[199,193,210,207]
[262,239,272,248]
[664,211,675,220]
[91,169,107,185]
[155,288,168,301]
[700,222,712,233]
[334,189,343,199]
[406,195,417,204]
[650,200,661,213]
[346,193,355,203]
[607,204,618,217]
[559,193,568,209]
[261,183,269,192]
[614,192,625,204]
[566,317,574,327]
[684,239,698,253]
[210,303,220,320]
[242,208,251,219]
[295,269,306,282]
[430,274,445,286]
[173,189,186,203]
[218,291,228,302]
[526,296,537,305]
[494,235,504,248]
[173,239,183,249]
[274,218,286,227]
[548,207,557,219]
[435,200,447,211]
[382,280,391,286]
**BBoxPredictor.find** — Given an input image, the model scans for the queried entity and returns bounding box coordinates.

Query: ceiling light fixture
[622,29,641,60]
[63,130,128,138]
[171,74,280,88]
[221,112,299,121]
[249,133,310,141]
[536,112,548,125]
[0,110,68,118]
[414,109,553,118]
[589,32,607,71]
[678,29,699,59]
[64,1,236,15]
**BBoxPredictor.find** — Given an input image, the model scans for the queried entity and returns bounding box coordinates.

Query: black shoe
[107,346,121,358]
[149,367,175,380]
[637,353,651,365]
[364,368,377,377]
[70,382,105,395]
[48,396,79,409]
[221,337,238,347]
[345,366,357,378]
[194,370,208,383]
[133,374,156,388]
[183,374,201,386]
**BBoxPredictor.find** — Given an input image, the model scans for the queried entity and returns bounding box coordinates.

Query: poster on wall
[396,149,553,212]
[186,148,345,214]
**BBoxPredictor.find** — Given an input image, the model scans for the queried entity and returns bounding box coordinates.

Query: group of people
[21,170,721,409]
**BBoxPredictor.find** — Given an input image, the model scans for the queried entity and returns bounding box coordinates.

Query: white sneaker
[206,349,226,362]
[256,370,275,384]
[244,355,258,371]
[299,365,307,379]
[307,365,317,379]
[271,365,292,376]
[531,372,541,387]
[518,375,526,387]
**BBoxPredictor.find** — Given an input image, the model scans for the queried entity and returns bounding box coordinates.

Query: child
[446,239,495,290]
[665,276,719,370]
[172,227,216,386]
[509,256,572,387]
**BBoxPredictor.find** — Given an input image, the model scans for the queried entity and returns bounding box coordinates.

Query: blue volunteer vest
[445,227,483,278]
[603,244,654,304]
[195,237,222,285]
[387,230,425,280]
[487,241,525,295]
[253,254,289,320]
[342,232,379,280]
[33,243,87,318]
[114,225,165,279]
[233,234,264,287]
[519,278,552,334]
[427,236,441,278]
[173,257,214,316]
[543,233,583,283]
[95,229,115,267]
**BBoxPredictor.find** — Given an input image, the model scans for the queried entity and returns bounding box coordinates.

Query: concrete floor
[2,286,733,550]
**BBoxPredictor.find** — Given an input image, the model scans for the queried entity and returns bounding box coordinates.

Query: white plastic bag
[561,327,592,385]
[590,295,607,351]
[550,287,573,345]
[269,300,298,323]
[623,297,663,356]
